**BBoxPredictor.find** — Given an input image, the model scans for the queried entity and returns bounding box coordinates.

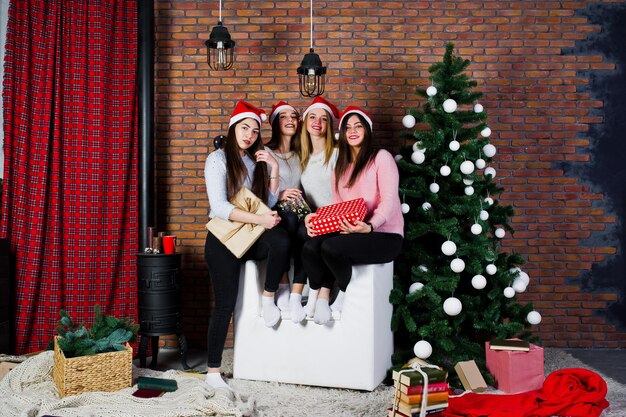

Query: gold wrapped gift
[206,187,270,258]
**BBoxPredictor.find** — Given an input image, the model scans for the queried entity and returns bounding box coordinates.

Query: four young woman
[203,99,403,388]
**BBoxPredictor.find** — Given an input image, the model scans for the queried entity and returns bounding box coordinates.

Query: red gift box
[485,340,544,393]
[310,198,368,236]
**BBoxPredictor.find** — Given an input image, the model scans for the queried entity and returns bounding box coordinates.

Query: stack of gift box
[388,359,449,417]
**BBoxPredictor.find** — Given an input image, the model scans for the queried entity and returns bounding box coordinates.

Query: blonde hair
[297,110,336,170]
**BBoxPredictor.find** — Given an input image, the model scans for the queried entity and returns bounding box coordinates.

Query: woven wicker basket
[52,336,133,397]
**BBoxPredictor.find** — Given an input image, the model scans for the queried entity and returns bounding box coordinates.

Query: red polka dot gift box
[310,198,368,236]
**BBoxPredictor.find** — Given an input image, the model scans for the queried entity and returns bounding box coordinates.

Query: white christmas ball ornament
[414,340,433,359]
[475,158,486,169]
[465,186,475,196]
[495,228,505,238]
[402,114,416,129]
[479,210,489,221]
[443,99,457,113]
[484,167,497,179]
[422,202,432,211]
[486,264,497,275]
[450,258,465,273]
[429,183,440,193]
[480,127,492,138]
[474,103,484,113]
[412,141,425,152]
[460,160,475,175]
[418,265,429,272]
[440,165,451,176]
[512,279,527,293]
[411,151,425,164]
[449,140,460,151]
[484,197,494,206]
[441,240,457,256]
[426,86,437,97]
[483,144,497,158]
[527,311,542,325]
[401,203,410,214]
[518,271,530,285]
[463,178,474,185]
[503,287,515,298]
[443,297,463,316]
[394,154,403,162]
[471,274,487,290]
[471,223,483,235]
[409,282,424,293]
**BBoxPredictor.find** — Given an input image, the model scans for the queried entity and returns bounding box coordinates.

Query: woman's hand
[258,211,281,229]
[255,150,279,174]
[339,218,371,234]
[304,213,318,237]
[279,188,302,201]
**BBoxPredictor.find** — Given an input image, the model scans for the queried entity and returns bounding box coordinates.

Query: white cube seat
[233,260,394,391]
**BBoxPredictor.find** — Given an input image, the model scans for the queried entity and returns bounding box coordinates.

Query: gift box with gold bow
[206,187,270,258]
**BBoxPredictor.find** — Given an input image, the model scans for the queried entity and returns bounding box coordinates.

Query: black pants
[276,209,306,284]
[204,227,290,368]
[302,232,403,292]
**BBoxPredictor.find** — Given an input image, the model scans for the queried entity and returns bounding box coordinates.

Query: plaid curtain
[0,0,138,353]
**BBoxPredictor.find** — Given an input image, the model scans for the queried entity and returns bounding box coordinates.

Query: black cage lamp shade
[297,48,326,97]
[205,22,235,71]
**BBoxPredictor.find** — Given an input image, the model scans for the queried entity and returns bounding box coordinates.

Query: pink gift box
[485,340,544,394]
[310,198,367,236]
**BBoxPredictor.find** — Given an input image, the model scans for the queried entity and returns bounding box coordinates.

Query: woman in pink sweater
[302,106,404,324]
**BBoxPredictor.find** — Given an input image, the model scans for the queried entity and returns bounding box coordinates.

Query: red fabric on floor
[440,368,609,417]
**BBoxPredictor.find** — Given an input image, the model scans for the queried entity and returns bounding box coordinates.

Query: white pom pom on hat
[229,100,268,128]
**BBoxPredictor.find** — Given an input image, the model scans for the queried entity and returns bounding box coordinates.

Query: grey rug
[221,348,625,417]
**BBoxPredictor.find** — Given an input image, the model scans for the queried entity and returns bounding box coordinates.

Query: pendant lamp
[297,0,326,97]
[205,0,235,71]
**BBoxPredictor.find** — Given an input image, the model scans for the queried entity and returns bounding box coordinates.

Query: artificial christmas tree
[390,43,540,379]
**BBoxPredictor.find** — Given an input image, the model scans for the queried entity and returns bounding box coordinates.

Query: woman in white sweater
[288,96,340,322]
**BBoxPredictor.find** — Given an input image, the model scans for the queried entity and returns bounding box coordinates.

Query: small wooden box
[52,336,132,397]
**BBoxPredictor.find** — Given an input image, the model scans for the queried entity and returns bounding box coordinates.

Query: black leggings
[276,209,306,284]
[204,227,290,368]
[302,232,403,292]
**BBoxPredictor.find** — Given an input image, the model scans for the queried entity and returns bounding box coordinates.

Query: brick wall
[153,0,626,350]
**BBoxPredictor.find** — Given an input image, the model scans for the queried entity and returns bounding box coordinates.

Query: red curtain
[0,0,138,353]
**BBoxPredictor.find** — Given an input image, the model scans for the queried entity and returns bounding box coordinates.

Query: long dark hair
[224,119,269,203]
[265,108,300,151]
[334,112,377,190]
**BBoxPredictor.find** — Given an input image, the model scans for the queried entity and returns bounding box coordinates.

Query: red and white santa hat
[302,96,340,124]
[229,100,267,128]
[269,101,297,125]
[339,106,373,131]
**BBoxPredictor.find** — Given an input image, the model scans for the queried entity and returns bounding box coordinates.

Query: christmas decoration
[464,186,475,196]
[426,86,438,97]
[484,167,496,179]
[443,98,457,113]
[392,43,535,377]
[429,182,440,193]
[471,274,487,290]
[403,114,417,129]
[394,154,403,162]
[440,165,451,176]
[495,228,505,238]
[512,279,527,293]
[411,150,425,164]
[443,297,462,316]
[414,340,433,359]
[503,287,515,298]
[412,141,425,152]
[526,311,542,325]
[401,203,411,214]
[480,127,492,138]
[409,282,425,293]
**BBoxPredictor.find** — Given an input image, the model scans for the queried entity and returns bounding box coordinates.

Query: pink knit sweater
[331,149,404,236]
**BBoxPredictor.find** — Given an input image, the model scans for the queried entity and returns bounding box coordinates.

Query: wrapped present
[485,340,544,393]
[276,194,312,220]
[206,187,270,258]
[310,198,368,236]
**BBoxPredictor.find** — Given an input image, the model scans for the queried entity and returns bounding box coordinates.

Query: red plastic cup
[162,235,176,254]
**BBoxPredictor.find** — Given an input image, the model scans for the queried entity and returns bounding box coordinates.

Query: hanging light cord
[219,0,222,22]
[310,0,313,50]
